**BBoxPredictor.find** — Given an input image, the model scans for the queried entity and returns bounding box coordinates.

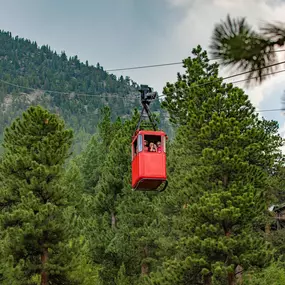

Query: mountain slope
[0,30,171,153]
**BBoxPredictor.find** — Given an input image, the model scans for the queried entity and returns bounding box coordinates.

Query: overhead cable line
[106,61,183,72]
[105,49,285,72]
[257,108,284,113]
[0,58,285,102]
[1,60,285,99]
[0,78,135,98]
[158,66,285,98]
[0,75,284,116]
[228,69,285,85]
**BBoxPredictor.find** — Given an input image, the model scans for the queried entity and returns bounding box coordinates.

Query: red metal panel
[132,154,140,188]
[140,152,166,179]
[132,152,166,188]
[131,130,167,190]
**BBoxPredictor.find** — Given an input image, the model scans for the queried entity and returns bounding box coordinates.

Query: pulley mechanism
[135,84,158,133]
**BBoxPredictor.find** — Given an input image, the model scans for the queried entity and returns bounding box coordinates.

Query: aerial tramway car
[131,85,168,192]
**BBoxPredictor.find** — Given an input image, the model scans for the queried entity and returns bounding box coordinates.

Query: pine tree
[80,106,122,193]
[106,109,166,283]
[209,14,285,85]
[115,263,131,285]
[80,135,105,192]
[76,107,125,284]
[149,46,284,285]
[85,110,147,284]
[90,118,135,284]
[61,160,103,285]
[113,185,160,282]
[0,105,77,284]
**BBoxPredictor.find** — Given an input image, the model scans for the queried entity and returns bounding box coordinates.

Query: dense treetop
[0,30,285,285]
[0,29,170,154]
[0,30,136,95]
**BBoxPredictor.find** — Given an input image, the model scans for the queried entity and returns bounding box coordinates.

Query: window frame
[143,134,163,153]
[162,135,166,153]
[132,134,143,160]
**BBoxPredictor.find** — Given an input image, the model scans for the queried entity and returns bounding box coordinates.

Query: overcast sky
[1,0,285,138]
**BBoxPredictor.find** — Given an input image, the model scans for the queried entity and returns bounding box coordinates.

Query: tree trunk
[204,274,212,285]
[225,230,236,285]
[41,246,48,285]
[265,223,270,234]
[228,272,235,285]
[141,263,149,276]
[141,246,149,276]
[111,211,116,229]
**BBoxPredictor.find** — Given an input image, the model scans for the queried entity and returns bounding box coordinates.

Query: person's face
[157,142,161,146]
[144,140,147,146]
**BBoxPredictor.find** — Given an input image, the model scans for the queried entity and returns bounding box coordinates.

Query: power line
[229,69,285,85]
[155,68,285,114]
[1,74,284,116]
[257,108,284,113]
[158,66,285,98]
[223,61,285,81]
[105,49,285,72]
[1,60,285,99]
[0,78,135,98]
[1,48,283,97]
[106,61,183,72]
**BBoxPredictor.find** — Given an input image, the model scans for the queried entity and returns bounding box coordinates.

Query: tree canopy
[0,40,285,285]
[210,14,285,85]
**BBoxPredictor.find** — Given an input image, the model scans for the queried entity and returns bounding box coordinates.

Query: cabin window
[138,134,143,152]
[132,134,143,160]
[144,135,162,152]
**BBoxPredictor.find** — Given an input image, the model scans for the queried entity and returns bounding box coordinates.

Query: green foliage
[0,29,174,158]
[115,263,131,285]
[0,30,137,97]
[80,134,104,192]
[243,262,285,285]
[0,29,150,154]
[88,112,138,284]
[79,107,122,193]
[0,105,79,284]
[149,46,283,284]
[0,35,284,285]
[114,188,160,283]
[210,14,285,85]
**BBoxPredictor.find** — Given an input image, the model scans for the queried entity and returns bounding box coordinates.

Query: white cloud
[165,0,191,7]
[165,0,285,107]
[160,0,285,150]
[279,121,285,137]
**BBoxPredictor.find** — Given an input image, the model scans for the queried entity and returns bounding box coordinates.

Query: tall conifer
[150,46,283,285]
[0,105,75,284]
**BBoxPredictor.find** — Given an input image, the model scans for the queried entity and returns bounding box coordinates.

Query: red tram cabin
[131,130,167,191]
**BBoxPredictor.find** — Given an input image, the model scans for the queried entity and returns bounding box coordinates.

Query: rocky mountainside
[0,30,172,153]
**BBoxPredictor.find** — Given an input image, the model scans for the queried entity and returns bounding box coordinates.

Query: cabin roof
[137,130,166,136]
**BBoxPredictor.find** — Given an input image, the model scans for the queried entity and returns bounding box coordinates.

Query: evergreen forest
[1,31,285,285]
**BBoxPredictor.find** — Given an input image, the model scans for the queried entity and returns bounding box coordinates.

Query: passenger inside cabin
[149,142,157,152]
[157,141,162,153]
[144,140,149,151]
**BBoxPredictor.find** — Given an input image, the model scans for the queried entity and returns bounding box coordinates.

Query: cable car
[131,85,168,192]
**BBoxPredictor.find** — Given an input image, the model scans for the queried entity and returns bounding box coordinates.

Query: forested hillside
[1,35,285,285]
[0,30,171,153]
